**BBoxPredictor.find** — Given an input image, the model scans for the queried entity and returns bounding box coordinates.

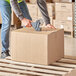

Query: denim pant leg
[18,1,32,20]
[0,1,11,52]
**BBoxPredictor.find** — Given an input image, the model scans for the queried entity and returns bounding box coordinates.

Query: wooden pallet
[0,56,76,76]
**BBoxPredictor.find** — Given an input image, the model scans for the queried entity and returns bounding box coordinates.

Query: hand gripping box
[11,27,64,65]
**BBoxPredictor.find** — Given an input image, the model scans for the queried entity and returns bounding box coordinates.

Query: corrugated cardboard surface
[25,0,29,2]
[55,3,74,32]
[55,3,73,12]
[53,0,72,2]
[11,27,64,65]
[56,12,73,21]
[47,3,55,17]
[52,0,61,2]
[27,3,38,18]
[29,0,36,4]
[53,20,73,32]
[46,0,52,2]
[61,0,72,2]
[48,29,64,64]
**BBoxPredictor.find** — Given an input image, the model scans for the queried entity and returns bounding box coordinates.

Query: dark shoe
[31,19,44,31]
[0,51,10,59]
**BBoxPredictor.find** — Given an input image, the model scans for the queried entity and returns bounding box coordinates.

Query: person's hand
[45,24,56,29]
[21,18,32,27]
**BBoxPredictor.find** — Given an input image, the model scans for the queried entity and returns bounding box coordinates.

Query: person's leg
[18,0,32,20]
[0,1,11,57]
[37,0,50,25]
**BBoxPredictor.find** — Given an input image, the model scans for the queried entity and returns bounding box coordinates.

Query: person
[0,0,55,59]
[10,0,55,29]
[0,0,34,58]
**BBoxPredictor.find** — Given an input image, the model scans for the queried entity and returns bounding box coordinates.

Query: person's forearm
[37,0,50,25]
[10,0,24,20]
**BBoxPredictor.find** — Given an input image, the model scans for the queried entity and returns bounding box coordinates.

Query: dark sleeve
[10,0,24,20]
[37,0,50,25]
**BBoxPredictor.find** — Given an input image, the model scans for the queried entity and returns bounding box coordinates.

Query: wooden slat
[5,56,12,60]
[53,62,76,68]
[64,56,76,60]
[0,63,67,75]
[0,57,76,76]
[0,67,54,76]
[0,59,73,72]
[0,71,30,76]
[65,69,76,76]
[59,58,76,64]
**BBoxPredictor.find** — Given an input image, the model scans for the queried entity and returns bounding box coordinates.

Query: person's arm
[10,0,32,27]
[37,0,55,29]
[10,0,24,20]
[37,0,50,25]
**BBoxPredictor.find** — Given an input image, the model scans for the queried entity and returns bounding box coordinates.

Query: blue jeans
[18,0,32,20]
[0,1,32,52]
[0,1,11,52]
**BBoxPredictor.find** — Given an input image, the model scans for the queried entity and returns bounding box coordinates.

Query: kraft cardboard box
[55,12,73,21]
[46,0,52,2]
[12,11,21,28]
[55,3,74,21]
[27,3,38,18]
[47,3,55,18]
[11,27,64,65]
[50,17,53,25]
[52,0,61,2]
[29,0,36,4]
[61,0,72,2]
[55,3,74,12]
[53,0,72,2]
[25,0,29,2]
[53,20,73,32]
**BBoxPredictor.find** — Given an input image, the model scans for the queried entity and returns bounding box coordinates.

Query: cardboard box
[53,20,73,32]
[12,11,21,28]
[56,12,73,21]
[29,0,36,4]
[61,0,72,2]
[55,3,74,23]
[11,11,16,25]
[50,17,53,25]
[27,3,38,18]
[11,28,64,65]
[25,0,29,2]
[0,13,2,24]
[47,3,55,17]
[53,0,72,2]
[52,0,61,2]
[46,0,52,2]
[38,3,54,17]
[55,3,74,12]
